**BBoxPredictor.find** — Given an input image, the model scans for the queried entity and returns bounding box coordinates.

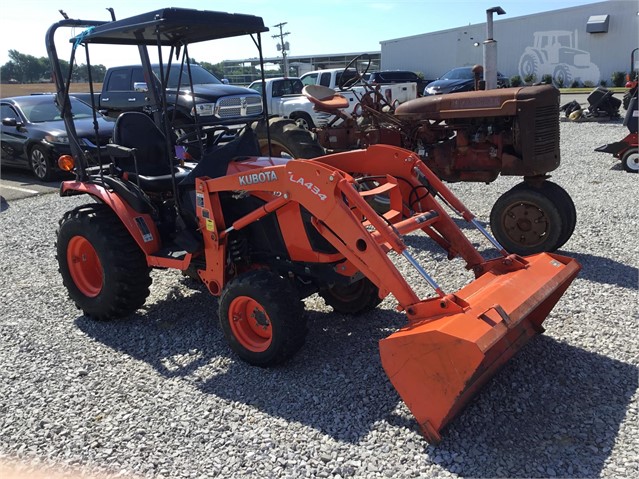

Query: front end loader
[47,7,580,443]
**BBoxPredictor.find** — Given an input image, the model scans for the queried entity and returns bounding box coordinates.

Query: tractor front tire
[489,185,563,255]
[512,181,576,250]
[56,203,152,320]
[219,270,307,366]
[253,118,325,159]
[320,277,382,315]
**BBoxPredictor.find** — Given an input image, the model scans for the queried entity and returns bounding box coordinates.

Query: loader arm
[194,157,429,306]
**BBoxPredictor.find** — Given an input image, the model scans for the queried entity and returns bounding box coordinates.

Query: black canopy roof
[72,7,268,46]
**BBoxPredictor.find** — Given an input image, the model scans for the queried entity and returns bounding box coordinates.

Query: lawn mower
[595,92,638,172]
[594,48,639,173]
[47,7,580,443]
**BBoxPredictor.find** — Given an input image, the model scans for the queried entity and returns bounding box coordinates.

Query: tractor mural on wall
[518,30,601,86]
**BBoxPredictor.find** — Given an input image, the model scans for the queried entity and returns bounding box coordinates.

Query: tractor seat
[122,166,192,192]
[109,111,175,178]
[302,85,350,111]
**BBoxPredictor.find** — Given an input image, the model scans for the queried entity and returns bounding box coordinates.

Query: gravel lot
[1,118,637,479]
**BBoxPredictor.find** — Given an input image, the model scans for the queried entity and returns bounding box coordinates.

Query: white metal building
[380,0,638,86]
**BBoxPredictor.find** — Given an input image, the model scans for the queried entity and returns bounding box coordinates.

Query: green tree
[1,50,107,84]
[8,49,44,82]
[199,61,226,80]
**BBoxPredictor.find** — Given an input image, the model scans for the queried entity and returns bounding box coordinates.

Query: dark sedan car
[366,70,430,97]
[1,95,114,181]
[423,66,510,96]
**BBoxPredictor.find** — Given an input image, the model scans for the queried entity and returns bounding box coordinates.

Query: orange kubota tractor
[47,8,580,443]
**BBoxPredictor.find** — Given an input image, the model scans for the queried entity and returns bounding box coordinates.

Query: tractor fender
[59,181,161,255]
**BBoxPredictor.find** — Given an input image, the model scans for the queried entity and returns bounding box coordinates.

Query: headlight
[44,134,69,144]
[425,87,438,95]
[191,103,217,117]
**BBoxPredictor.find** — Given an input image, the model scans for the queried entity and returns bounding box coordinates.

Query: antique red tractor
[300,55,576,256]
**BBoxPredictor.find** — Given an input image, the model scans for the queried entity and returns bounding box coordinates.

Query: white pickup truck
[248,77,333,129]
[299,68,417,107]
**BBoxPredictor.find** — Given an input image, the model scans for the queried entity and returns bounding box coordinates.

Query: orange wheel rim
[228,296,272,352]
[67,236,103,297]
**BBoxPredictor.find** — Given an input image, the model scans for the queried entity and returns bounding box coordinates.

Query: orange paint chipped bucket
[379,252,580,443]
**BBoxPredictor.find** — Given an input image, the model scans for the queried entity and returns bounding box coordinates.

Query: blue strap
[73,26,95,48]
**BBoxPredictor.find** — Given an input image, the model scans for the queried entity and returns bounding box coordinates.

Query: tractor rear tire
[218,270,307,366]
[621,148,639,173]
[489,185,563,256]
[56,203,152,320]
[320,277,382,315]
[512,181,576,250]
[253,118,325,159]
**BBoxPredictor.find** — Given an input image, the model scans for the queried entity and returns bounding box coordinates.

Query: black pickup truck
[75,63,263,126]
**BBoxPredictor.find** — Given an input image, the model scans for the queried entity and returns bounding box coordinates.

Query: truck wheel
[621,148,639,173]
[253,118,325,159]
[56,203,152,320]
[512,181,576,250]
[489,185,563,255]
[291,112,315,130]
[29,145,54,182]
[218,270,307,366]
[320,277,382,315]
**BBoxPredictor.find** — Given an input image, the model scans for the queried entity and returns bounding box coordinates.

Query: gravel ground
[1,118,637,479]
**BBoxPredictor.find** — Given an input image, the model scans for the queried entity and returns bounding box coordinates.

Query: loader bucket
[379,252,580,443]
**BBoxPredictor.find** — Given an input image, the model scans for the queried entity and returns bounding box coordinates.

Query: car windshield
[441,68,474,80]
[21,97,95,123]
[439,67,505,81]
[374,72,418,82]
[153,65,222,88]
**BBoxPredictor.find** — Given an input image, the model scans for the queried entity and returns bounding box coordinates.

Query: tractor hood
[395,85,558,120]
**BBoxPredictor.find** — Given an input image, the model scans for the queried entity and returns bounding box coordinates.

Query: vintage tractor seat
[302,85,350,112]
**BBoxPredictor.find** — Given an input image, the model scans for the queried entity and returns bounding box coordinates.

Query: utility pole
[272,22,290,77]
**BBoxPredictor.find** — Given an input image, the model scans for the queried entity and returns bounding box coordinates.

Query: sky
[0,0,611,69]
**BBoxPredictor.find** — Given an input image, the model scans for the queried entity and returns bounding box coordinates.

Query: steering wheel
[176,126,231,149]
[176,126,232,161]
[338,53,372,91]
